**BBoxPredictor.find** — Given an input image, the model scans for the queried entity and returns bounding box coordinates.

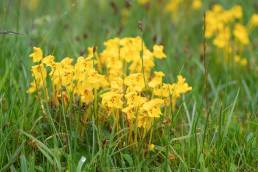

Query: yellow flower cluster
[205,4,258,66]
[28,37,192,130]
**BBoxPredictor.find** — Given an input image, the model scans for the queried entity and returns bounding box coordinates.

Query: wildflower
[124,73,145,92]
[149,71,165,88]
[87,47,94,59]
[80,87,94,104]
[205,4,253,66]
[110,77,123,91]
[230,5,243,19]
[29,47,43,63]
[141,99,164,118]
[233,24,250,45]
[42,55,55,67]
[137,115,153,129]
[248,14,258,29]
[27,63,47,93]
[212,4,223,13]
[122,106,135,120]
[171,75,192,98]
[101,91,123,109]
[192,0,202,10]
[234,55,248,66]
[27,80,37,93]
[125,92,146,107]
[165,0,181,13]
[148,144,155,151]
[153,45,166,59]
[27,37,192,139]
[167,75,192,107]
[213,27,231,48]
[153,83,170,98]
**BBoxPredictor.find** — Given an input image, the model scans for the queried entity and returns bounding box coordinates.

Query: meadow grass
[0,0,257,171]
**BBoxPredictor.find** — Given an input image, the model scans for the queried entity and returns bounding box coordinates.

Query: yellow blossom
[148,144,155,151]
[233,24,250,45]
[29,47,43,63]
[124,73,145,92]
[171,75,192,97]
[101,91,123,109]
[122,106,136,120]
[42,55,55,67]
[230,5,243,19]
[248,14,258,29]
[234,55,248,66]
[125,92,146,107]
[213,27,231,48]
[27,80,37,94]
[148,71,165,88]
[80,87,94,104]
[192,0,202,10]
[140,98,164,118]
[153,45,166,59]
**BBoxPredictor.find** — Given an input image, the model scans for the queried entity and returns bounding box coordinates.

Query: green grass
[0,0,257,171]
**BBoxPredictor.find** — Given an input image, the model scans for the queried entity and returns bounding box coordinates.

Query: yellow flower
[234,55,248,66]
[153,83,170,97]
[192,0,202,10]
[27,80,37,93]
[110,77,123,91]
[81,87,94,104]
[230,5,243,19]
[124,73,145,92]
[212,4,223,13]
[87,73,108,90]
[122,106,135,120]
[31,64,47,84]
[248,14,258,29]
[29,47,43,63]
[141,98,164,118]
[137,115,153,129]
[87,47,94,59]
[153,45,166,59]
[125,92,146,107]
[61,57,73,66]
[172,75,192,97]
[101,91,123,109]
[233,24,250,45]
[27,63,47,94]
[213,27,231,48]
[148,144,155,151]
[165,0,181,13]
[148,71,165,88]
[42,55,55,67]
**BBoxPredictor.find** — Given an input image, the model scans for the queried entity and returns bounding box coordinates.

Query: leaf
[20,130,61,171]
[76,156,87,172]
[122,154,133,167]
[20,154,28,172]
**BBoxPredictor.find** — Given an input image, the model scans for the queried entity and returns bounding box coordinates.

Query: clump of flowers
[28,37,191,146]
[205,4,258,66]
